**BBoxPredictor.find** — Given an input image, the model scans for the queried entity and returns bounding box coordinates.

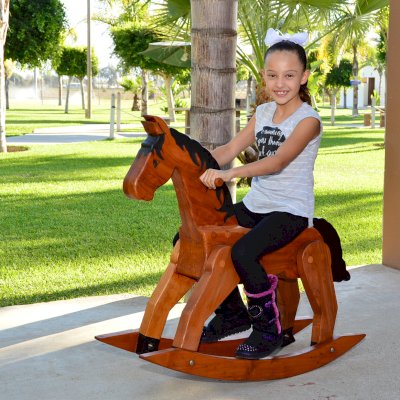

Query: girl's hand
[199,168,233,189]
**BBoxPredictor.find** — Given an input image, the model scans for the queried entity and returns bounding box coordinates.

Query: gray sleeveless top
[242,101,322,226]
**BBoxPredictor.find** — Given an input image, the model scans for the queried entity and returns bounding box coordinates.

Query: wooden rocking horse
[96,115,365,381]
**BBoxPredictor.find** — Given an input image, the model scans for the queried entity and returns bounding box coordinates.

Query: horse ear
[142,115,169,136]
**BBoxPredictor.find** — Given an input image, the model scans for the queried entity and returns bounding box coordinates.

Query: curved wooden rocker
[96,115,365,381]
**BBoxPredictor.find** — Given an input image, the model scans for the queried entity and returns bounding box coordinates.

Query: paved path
[1,264,400,400]
[6,122,375,146]
[7,124,146,145]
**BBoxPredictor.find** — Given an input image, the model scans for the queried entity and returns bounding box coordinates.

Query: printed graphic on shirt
[256,126,286,159]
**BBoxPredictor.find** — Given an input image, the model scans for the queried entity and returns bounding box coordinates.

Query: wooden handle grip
[214,178,224,187]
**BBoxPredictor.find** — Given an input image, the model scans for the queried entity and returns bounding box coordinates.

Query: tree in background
[54,46,99,113]
[53,27,79,106]
[1,0,67,152]
[375,6,389,105]
[98,1,152,116]
[326,0,389,117]
[110,24,189,121]
[236,0,342,100]
[0,0,10,153]
[306,49,324,111]
[97,0,149,25]
[6,0,66,65]
[324,59,353,125]
[5,0,67,106]
[98,66,119,88]
[159,69,190,115]
[152,0,342,105]
[119,75,142,111]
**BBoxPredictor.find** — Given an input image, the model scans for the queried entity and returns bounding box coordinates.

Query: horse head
[124,115,236,227]
[123,116,173,201]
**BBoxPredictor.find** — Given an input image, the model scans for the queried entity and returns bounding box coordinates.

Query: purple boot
[236,275,283,359]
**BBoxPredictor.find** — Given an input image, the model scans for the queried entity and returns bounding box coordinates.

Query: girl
[199,29,322,360]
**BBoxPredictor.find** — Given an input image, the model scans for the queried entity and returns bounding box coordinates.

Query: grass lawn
[5,99,179,136]
[0,104,385,306]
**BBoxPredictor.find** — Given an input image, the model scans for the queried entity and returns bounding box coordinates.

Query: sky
[62,0,117,68]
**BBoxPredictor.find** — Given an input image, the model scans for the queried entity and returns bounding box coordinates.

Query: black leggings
[231,202,308,294]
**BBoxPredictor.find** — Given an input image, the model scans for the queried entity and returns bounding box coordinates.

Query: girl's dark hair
[264,40,312,105]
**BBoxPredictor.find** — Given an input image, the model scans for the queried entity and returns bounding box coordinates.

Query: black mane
[170,127,218,170]
[170,127,235,220]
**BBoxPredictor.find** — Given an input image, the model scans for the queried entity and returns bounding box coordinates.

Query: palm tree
[152,0,342,127]
[236,0,342,88]
[149,0,345,189]
[325,0,389,117]
[375,6,389,105]
[153,0,342,96]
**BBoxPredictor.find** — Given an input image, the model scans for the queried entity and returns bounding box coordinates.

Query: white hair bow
[264,28,308,47]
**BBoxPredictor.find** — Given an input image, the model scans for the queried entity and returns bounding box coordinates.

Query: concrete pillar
[382,0,400,268]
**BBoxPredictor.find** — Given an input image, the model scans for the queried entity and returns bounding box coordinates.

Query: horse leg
[137,242,195,353]
[173,245,240,351]
[297,240,338,345]
[277,278,300,345]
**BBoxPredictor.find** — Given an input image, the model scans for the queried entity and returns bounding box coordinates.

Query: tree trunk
[132,93,140,111]
[190,0,238,199]
[163,74,176,123]
[246,75,252,115]
[0,36,6,152]
[80,79,85,110]
[311,94,318,111]
[5,73,9,109]
[58,75,62,106]
[352,43,359,117]
[141,69,148,116]
[330,92,337,126]
[384,68,387,107]
[65,76,72,114]
[0,0,10,153]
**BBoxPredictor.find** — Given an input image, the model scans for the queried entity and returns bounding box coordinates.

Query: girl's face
[262,50,310,107]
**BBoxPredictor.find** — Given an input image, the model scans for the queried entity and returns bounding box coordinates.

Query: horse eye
[141,135,159,151]
[153,159,159,168]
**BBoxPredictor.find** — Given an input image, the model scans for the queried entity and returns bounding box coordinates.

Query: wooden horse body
[96,115,365,380]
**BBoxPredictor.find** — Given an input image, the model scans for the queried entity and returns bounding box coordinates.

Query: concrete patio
[1,264,399,400]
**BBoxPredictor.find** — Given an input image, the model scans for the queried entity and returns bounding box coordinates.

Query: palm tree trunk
[132,93,139,111]
[352,43,359,117]
[190,0,237,149]
[190,0,238,199]
[0,0,10,153]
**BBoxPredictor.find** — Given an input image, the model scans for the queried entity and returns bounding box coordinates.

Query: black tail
[313,218,350,282]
